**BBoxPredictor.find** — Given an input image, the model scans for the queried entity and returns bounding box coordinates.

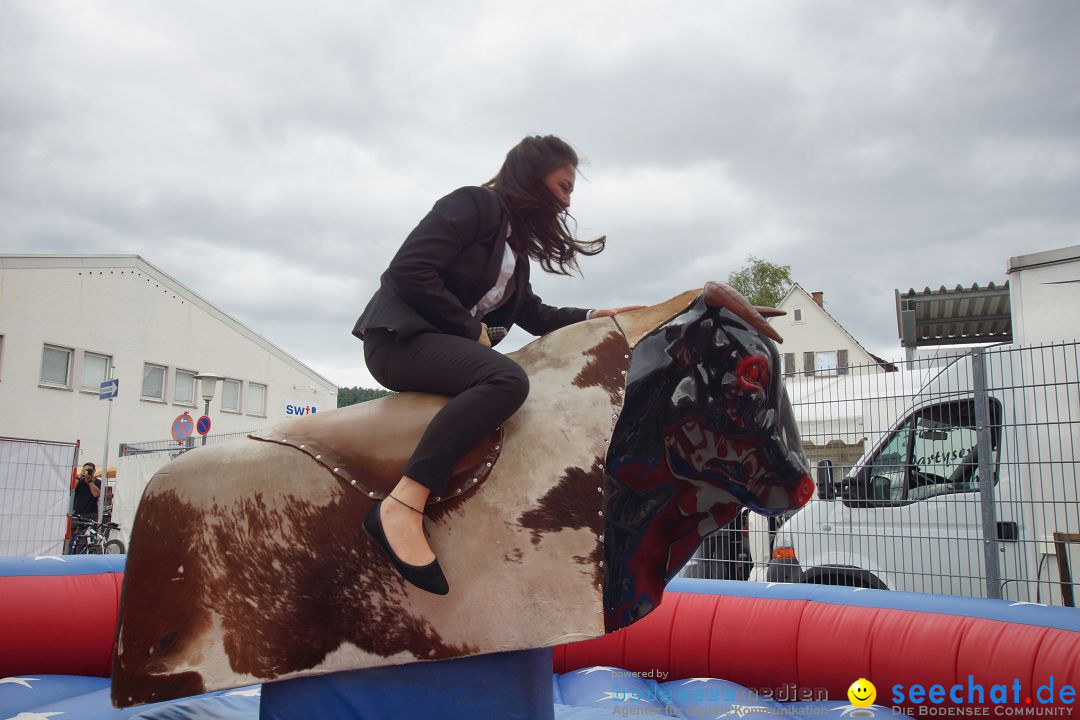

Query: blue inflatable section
[552,666,902,719]
[1,673,907,720]
[262,647,554,720]
[0,676,261,719]
[0,554,125,576]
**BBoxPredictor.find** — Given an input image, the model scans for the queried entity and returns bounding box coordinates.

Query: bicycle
[69,517,125,555]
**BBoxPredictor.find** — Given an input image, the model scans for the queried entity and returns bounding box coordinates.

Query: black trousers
[363,331,529,495]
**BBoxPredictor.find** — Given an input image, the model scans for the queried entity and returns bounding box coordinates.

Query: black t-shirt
[72,478,101,517]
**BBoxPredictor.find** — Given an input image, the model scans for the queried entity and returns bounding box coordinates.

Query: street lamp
[194,373,224,446]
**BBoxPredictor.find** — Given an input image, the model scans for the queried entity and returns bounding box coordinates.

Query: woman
[352,135,641,595]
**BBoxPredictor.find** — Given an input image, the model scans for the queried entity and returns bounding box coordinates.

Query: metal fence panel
[0,436,79,556]
[119,430,254,457]
[682,341,1080,607]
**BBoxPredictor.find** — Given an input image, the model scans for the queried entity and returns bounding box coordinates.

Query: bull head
[603,282,812,629]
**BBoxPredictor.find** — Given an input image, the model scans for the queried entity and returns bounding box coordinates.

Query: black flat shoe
[363,499,449,596]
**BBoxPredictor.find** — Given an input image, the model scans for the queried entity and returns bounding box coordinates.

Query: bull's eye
[735,355,769,390]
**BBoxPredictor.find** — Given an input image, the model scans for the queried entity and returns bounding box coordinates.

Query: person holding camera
[72,462,101,520]
[353,135,642,595]
[69,462,102,553]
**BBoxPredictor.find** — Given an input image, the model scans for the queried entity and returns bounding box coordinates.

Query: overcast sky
[3,1,1078,388]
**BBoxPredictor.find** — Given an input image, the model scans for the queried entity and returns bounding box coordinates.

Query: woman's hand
[590,305,647,318]
[478,322,492,347]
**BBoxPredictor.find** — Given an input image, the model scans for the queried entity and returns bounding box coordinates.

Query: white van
[769,245,1080,605]
[768,342,1080,605]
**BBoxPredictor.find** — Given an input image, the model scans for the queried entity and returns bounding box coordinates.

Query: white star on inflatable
[681,678,714,684]
[3,712,64,719]
[597,691,633,702]
[1009,601,1047,608]
[0,678,40,688]
[834,704,882,716]
[577,666,619,675]
[31,556,65,562]
[225,688,261,697]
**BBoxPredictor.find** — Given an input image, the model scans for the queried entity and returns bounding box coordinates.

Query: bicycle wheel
[104,539,125,555]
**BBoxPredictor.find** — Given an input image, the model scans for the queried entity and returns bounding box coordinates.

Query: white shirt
[471,232,518,318]
[470,223,595,321]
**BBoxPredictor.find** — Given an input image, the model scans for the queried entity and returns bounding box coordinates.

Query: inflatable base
[2,557,1077,719]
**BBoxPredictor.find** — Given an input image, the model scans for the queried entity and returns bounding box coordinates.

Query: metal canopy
[895,282,1012,348]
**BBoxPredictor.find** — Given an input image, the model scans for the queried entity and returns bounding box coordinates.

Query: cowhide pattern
[112,319,629,707]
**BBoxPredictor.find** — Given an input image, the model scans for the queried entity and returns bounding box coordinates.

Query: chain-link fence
[0,436,80,556]
[683,341,1080,607]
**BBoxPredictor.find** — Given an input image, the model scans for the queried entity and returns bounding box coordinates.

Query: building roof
[894,282,1012,348]
[0,254,337,390]
[1007,244,1080,273]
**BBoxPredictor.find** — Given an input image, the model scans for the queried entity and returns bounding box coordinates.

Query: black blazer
[353,186,588,344]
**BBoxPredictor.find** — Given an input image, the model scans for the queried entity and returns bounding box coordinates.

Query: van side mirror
[816,460,836,500]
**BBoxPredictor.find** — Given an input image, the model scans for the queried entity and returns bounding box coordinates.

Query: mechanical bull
[111,281,812,707]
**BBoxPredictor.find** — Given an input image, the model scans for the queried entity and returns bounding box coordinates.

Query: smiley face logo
[848,678,876,708]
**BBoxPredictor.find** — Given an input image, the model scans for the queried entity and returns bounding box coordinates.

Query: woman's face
[543,164,576,210]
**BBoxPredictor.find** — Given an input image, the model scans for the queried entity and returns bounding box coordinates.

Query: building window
[142,363,167,400]
[174,369,196,405]
[222,378,242,412]
[783,352,795,376]
[792,307,804,323]
[815,350,838,375]
[81,352,111,391]
[41,344,73,387]
[247,382,267,417]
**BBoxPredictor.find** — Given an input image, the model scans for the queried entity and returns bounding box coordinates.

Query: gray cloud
[3,0,1078,386]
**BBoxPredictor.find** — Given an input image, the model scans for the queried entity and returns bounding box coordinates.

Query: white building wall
[769,284,878,375]
[1007,245,1080,345]
[0,256,337,467]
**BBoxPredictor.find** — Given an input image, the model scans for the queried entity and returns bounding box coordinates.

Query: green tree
[337,386,393,408]
[728,256,793,308]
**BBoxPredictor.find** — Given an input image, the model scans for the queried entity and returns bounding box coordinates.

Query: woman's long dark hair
[484,135,606,276]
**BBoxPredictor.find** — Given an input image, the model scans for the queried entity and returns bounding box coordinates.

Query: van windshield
[849,399,1001,504]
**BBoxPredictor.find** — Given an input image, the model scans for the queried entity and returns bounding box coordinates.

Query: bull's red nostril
[796,475,814,506]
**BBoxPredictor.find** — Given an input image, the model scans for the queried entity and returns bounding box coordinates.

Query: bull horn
[704,282,784,343]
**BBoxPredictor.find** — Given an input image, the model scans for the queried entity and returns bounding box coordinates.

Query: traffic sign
[196,415,212,436]
[172,412,194,443]
[99,378,119,400]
